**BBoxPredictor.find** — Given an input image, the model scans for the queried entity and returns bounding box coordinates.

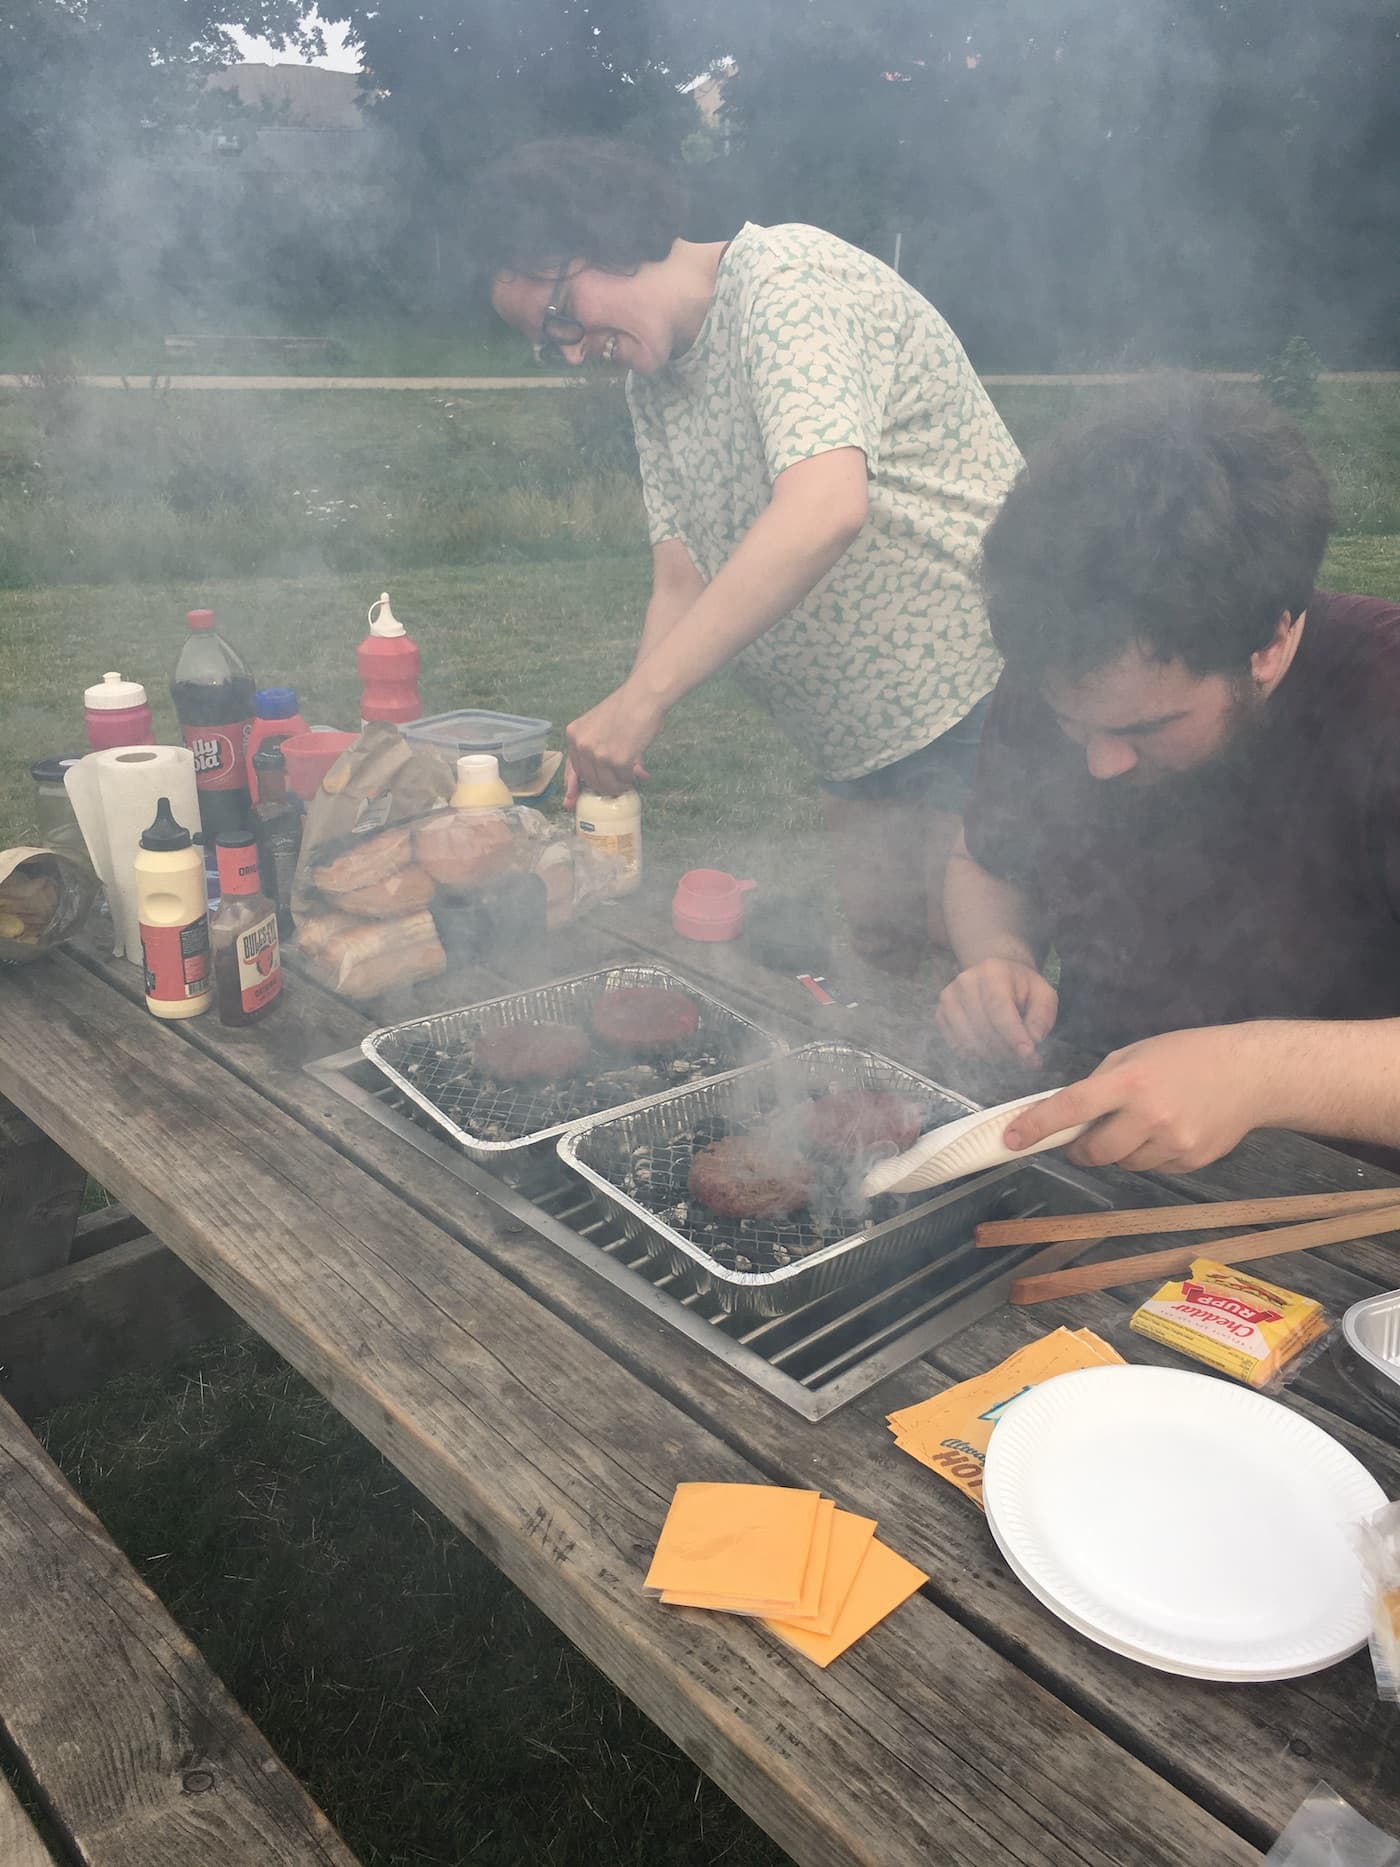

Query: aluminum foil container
[360,964,783,1167]
[556,1043,1012,1316]
[1343,1289,1400,1407]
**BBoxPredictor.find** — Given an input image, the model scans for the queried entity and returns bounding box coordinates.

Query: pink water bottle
[84,672,155,750]
[357,591,421,727]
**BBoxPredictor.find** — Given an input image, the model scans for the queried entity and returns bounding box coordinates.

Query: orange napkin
[889,1328,1124,1509]
[767,1536,928,1667]
[644,1482,823,1614]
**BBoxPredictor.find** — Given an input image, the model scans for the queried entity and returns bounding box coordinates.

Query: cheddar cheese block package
[1129,1258,1329,1390]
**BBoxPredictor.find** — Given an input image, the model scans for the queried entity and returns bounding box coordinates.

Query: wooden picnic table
[0,874,1396,1867]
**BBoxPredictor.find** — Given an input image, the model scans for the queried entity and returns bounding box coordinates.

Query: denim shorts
[818,693,992,813]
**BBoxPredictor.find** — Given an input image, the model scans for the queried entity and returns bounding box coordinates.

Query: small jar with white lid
[574,787,642,898]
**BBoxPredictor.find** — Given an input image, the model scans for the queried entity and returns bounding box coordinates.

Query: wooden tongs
[972,1189,1400,1306]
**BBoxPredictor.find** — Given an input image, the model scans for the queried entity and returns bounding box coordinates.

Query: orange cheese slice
[643,1482,822,1610]
[770,1508,878,1637]
[767,1536,927,1667]
[661,1497,835,1618]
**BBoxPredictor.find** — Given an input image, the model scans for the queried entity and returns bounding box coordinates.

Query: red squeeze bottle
[171,609,256,840]
[358,591,421,727]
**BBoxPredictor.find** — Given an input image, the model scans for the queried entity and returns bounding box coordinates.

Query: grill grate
[361,964,782,1163]
[310,1044,1120,1419]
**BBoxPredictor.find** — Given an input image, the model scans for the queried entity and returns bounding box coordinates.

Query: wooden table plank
[60,941,1399,1844]
[0,955,1264,1867]
[0,1395,359,1865]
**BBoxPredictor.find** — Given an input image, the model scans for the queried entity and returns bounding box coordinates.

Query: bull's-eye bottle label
[236,911,282,1013]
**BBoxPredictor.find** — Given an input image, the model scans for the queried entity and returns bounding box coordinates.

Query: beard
[1096,674,1276,827]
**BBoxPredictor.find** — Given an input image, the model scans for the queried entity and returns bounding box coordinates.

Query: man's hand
[1002,1025,1274,1172]
[936,960,1059,1064]
[566,681,659,800]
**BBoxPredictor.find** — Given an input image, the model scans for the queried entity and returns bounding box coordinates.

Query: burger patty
[475,1020,591,1085]
[802,1090,923,1158]
[591,986,700,1054]
[687,1135,813,1220]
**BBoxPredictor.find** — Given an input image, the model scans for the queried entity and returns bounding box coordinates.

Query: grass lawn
[6,378,1400,1866]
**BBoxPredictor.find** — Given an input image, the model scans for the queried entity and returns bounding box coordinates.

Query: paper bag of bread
[297,906,448,1001]
[0,847,99,963]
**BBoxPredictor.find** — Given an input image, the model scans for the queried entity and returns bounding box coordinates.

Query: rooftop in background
[206,63,366,131]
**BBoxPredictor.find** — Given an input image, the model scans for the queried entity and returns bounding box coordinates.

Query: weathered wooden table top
[0,876,1396,1867]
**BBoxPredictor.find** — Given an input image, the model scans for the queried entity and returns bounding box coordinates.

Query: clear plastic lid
[85,671,149,710]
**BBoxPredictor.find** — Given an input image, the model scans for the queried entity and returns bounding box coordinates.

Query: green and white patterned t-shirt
[626,222,1022,782]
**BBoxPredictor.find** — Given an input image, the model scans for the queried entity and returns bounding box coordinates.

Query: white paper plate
[983,1365,1386,1680]
[860,1088,1089,1198]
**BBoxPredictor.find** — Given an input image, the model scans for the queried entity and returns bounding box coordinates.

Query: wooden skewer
[1008,1202,1400,1306]
[976,1187,1400,1250]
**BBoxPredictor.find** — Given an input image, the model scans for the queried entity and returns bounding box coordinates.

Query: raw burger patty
[688,1136,812,1220]
[591,986,700,1053]
[802,1091,923,1157]
[475,1021,590,1085]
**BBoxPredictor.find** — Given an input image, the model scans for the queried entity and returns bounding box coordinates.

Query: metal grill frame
[558,1043,1012,1316]
[360,964,784,1166]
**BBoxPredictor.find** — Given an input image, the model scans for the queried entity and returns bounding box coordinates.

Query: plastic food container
[1342,1288,1400,1407]
[404,710,551,788]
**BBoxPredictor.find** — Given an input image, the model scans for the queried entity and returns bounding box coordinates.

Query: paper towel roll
[65,746,201,964]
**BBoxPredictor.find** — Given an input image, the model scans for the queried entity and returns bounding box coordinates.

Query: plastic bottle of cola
[171,610,256,840]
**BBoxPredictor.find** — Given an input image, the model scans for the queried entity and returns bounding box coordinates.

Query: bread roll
[335,864,436,919]
[310,825,412,895]
[413,811,517,889]
[301,908,447,999]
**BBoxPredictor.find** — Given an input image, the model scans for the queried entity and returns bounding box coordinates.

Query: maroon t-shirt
[962,592,1400,1054]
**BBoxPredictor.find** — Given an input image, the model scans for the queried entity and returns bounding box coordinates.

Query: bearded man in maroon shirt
[938,375,1400,1172]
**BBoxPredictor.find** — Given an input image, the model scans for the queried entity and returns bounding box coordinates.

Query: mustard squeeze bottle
[135,796,211,1020]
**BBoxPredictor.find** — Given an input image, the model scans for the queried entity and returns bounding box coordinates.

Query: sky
[224,12,361,72]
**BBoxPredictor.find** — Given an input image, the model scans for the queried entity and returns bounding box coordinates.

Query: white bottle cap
[368,591,405,638]
[85,671,149,710]
[457,754,502,785]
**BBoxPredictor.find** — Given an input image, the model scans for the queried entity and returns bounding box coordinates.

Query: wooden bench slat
[0,1396,360,1866]
[0,1772,59,1867]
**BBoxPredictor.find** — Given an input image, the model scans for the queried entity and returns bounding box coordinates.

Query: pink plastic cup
[672,868,757,942]
[281,729,358,801]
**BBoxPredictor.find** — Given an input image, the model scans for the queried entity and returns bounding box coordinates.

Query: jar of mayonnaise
[574,787,641,899]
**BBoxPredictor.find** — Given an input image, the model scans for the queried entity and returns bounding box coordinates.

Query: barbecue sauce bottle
[210,832,283,1026]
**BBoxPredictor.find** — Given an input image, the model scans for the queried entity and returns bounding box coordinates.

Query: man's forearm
[1248,1018,1400,1146]
[943,838,1044,970]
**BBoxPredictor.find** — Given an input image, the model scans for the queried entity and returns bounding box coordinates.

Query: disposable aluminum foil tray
[1343,1289,1400,1407]
[360,964,783,1166]
[557,1043,1009,1317]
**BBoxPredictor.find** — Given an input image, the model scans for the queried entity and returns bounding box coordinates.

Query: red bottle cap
[214,832,263,896]
[187,609,215,631]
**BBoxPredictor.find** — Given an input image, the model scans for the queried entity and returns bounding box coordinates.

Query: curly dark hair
[469,137,689,284]
[981,375,1335,681]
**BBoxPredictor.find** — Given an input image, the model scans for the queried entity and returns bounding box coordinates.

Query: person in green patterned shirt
[476,137,1022,970]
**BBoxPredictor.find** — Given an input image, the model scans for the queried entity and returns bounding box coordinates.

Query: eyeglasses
[535,261,585,365]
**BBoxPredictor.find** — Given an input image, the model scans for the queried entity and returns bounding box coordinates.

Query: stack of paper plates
[861,1088,1089,1198]
[982,1365,1385,1680]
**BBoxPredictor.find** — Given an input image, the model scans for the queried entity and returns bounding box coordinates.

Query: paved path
[3,370,1398,391]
